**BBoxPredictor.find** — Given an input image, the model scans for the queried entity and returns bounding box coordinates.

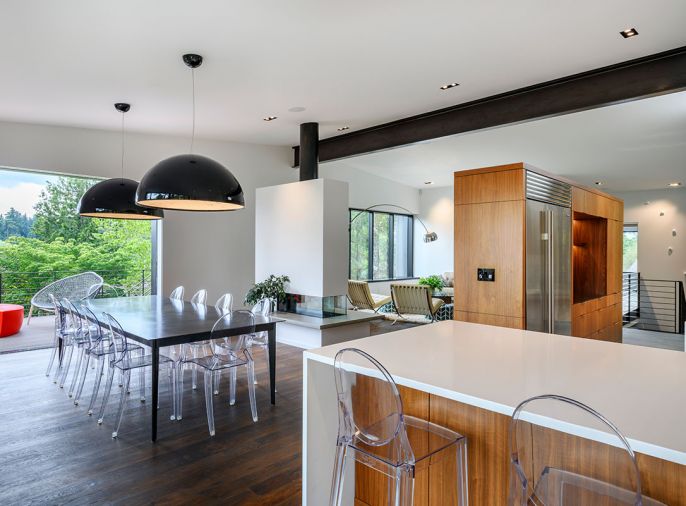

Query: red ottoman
[0,304,24,337]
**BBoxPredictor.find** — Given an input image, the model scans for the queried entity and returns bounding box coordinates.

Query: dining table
[83,295,284,442]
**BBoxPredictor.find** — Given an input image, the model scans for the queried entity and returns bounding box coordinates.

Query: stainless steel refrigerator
[525,171,572,335]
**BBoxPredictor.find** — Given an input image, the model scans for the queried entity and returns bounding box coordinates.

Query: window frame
[348,208,414,282]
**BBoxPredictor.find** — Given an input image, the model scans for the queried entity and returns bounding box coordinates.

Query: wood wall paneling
[572,214,608,303]
[353,384,685,506]
[607,219,624,295]
[453,168,524,205]
[354,384,430,506]
[454,200,525,319]
[454,310,524,330]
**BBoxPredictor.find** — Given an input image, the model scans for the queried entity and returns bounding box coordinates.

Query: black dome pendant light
[136,54,245,211]
[77,103,164,220]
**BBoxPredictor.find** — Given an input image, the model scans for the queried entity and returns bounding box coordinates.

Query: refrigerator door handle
[547,209,555,334]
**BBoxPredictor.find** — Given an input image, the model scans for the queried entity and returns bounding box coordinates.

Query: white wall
[319,163,457,281]
[255,179,349,297]
[414,186,454,278]
[319,163,419,213]
[0,120,293,302]
[613,188,686,283]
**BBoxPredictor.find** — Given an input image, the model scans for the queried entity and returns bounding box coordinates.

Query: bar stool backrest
[508,394,663,505]
[333,348,411,457]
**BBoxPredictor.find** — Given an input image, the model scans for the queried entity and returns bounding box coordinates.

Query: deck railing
[0,269,152,314]
[623,271,685,334]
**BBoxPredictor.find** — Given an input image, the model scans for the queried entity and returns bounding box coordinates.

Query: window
[623,223,638,272]
[349,209,413,281]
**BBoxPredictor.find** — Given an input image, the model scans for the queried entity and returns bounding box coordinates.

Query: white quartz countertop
[304,320,686,465]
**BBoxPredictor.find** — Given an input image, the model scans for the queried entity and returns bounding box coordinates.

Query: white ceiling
[0,1,684,146]
[326,91,686,193]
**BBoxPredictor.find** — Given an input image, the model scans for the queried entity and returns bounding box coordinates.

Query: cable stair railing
[623,272,685,334]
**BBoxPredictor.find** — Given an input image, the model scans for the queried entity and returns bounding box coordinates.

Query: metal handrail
[0,268,152,313]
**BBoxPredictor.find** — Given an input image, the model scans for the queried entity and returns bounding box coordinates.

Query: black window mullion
[388,213,394,279]
[348,208,415,282]
[407,216,414,278]
[368,211,374,281]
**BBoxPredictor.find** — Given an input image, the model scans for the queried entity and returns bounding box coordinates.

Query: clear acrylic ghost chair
[190,289,208,305]
[206,293,234,395]
[87,282,124,299]
[97,313,175,438]
[247,298,272,386]
[509,394,665,506]
[183,310,258,436]
[169,286,184,300]
[186,289,210,391]
[330,348,468,506]
[57,299,91,393]
[45,294,72,379]
[72,304,144,411]
[215,293,233,315]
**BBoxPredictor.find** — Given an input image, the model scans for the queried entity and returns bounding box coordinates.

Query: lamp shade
[136,154,245,211]
[78,178,164,220]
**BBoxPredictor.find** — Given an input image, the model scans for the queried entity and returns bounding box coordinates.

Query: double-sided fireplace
[278,293,347,319]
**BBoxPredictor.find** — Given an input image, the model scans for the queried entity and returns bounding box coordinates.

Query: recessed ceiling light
[288,106,306,113]
[667,182,682,187]
[594,181,603,186]
[337,126,350,132]
[424,181,434,185]
[620,28,638,38]
[263,116,277,122]
[440,82,459,90]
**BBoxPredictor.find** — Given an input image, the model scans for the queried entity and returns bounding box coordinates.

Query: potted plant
[245,274,290,309]
[418,274,444,294]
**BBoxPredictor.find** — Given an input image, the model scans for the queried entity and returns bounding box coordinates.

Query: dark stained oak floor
[0,344,304,506]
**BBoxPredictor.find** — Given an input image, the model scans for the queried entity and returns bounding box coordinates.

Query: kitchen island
[302,320,686,505]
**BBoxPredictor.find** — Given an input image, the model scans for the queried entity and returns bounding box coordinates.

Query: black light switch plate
[477,268,495,282]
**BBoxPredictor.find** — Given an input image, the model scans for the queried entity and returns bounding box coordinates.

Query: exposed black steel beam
[293,46,686,167]
[299,122,319,180]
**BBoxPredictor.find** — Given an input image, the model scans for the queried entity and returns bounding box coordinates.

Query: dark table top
[84,295,283,346]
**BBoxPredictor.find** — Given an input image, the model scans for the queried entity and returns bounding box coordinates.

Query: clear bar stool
[97,312,175,438]
[183,310,258,436]
[509,394,665,505]
[330,348,468,506]
[190,289,207,305]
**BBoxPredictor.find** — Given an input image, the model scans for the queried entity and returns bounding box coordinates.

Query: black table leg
[151,341,159,442]
[57,336,64,365]
[268,326,276,405]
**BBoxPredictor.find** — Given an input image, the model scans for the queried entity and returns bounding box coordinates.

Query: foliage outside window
[349,209,413,281]
[0,169,154,312]
[623,224,638,272]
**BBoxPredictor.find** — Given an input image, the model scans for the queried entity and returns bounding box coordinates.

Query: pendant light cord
[120,111,125,182]
[190,67,196,154]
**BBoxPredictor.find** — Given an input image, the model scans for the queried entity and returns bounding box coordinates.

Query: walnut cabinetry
[454,163,624,341]
[571,187,624,341]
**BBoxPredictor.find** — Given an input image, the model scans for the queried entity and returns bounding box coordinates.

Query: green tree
[31,177,100,242]
[2,208,33,238]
